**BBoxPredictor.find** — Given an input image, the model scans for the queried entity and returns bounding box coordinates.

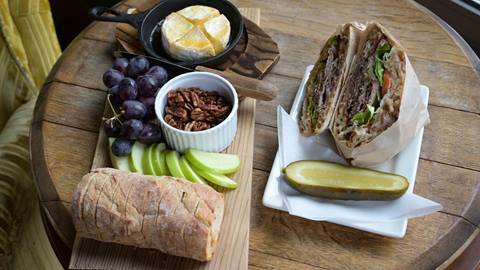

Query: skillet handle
[88,6,146,28]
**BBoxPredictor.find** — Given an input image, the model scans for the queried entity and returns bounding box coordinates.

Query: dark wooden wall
[50,0,120,49]
[413,0,479,56]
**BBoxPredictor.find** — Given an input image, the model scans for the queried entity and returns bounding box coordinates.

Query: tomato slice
[382,71,392,96]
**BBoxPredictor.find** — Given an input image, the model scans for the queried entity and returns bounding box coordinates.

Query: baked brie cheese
[177,5,220,25]
[161,5,231,61]
[203,14,230,54]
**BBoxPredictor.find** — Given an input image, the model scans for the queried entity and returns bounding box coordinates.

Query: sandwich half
[299,24,358,136]
[332,22,406,148]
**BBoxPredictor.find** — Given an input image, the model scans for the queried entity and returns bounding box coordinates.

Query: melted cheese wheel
[169,27,215,61]
[161,5,231,61]
[161,12,194,44]
[177,5,220,25]
[203,14,231,54]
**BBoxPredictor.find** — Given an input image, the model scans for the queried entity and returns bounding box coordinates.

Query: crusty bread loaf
[71,168,224,261]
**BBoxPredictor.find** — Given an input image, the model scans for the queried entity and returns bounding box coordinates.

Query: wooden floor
[31,0,480,269]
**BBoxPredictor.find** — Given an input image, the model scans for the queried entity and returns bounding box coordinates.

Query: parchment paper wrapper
[332,23,430,166]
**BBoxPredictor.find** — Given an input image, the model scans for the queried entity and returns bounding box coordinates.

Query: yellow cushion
[10,201,63,270]
[0,98,62,269]
[7,0,61,88]
[0,0,63,268]
[0,17,37,131]
[0,0,61,131]
[0,0,31,75]
[0,98,34,266]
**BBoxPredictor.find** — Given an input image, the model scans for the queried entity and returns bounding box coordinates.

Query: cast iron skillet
[89,0,244,68]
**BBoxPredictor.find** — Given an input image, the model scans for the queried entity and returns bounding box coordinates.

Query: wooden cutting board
[68,8,259,270]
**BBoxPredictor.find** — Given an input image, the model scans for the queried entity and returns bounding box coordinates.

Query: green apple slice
[108,138,130,172]
[166,151,186,179]
[179,156,207,184]
[159,150,171,176]
[142,144,156,175]
[192,167,238,189]
[129,141,146,174]
[185,149,241,174]
[151,143,167,176]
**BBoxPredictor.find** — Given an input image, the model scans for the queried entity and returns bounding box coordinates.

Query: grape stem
[103,94,123,125]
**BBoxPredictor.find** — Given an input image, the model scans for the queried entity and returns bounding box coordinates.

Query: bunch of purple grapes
[102,56,168,156]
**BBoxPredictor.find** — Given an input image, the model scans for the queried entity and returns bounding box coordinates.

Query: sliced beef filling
[300,28,353,136]
[308,35,346,130]
[336,30,393,146]
[313,40,339,113]
[344,31,384,120]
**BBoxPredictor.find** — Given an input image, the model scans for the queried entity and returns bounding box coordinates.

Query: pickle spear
[283,160,409,201]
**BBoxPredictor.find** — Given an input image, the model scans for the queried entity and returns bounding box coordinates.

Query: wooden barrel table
[31,0,480,269]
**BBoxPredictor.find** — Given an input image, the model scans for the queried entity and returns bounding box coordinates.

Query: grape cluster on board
[102,56,168,157]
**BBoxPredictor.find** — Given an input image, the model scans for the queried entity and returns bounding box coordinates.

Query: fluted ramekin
[155,72,238,153]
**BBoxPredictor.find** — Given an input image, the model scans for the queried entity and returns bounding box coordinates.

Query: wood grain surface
[30,0,480,269]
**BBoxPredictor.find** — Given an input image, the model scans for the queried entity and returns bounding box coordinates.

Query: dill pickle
[283,160,409,201]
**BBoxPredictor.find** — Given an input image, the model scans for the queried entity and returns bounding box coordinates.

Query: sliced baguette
[72,168,224,261]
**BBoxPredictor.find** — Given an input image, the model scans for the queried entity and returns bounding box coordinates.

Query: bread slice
[124,173,152,245]
[81,173,102,238]
[94,171,119,241]
[142,179,174,248]
[71,171,95,238]
[93,172,113,240]
[112,168,135,242]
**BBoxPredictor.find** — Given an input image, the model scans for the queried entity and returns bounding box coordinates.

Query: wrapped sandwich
[300,21,430,165]
[299,23,360,135]
[333,21,408,149]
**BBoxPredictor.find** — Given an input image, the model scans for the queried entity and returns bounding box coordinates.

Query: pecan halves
[191,91,205,108]
[166,117,180,129]
[163,87,232,132]
[180,90,192,103]
[191,108,209,121]
[183,102,193,111]
[192,121,210,131]
[166,106,188,121]
[174,93,185,103]
[206,105,230,118]
[167,91,177,106]
[184,121,195,131]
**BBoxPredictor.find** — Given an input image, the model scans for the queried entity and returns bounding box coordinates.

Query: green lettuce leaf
[374,59,385,86]
[352,105,375,125]
[307,96,317,124]
[373,43,391,87]
[327,35,338,46]
[376,43,392,58]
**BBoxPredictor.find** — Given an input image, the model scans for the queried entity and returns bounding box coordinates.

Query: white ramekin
[155,72,238,153]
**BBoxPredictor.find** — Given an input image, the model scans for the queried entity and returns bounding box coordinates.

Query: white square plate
[262,65,430,238]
